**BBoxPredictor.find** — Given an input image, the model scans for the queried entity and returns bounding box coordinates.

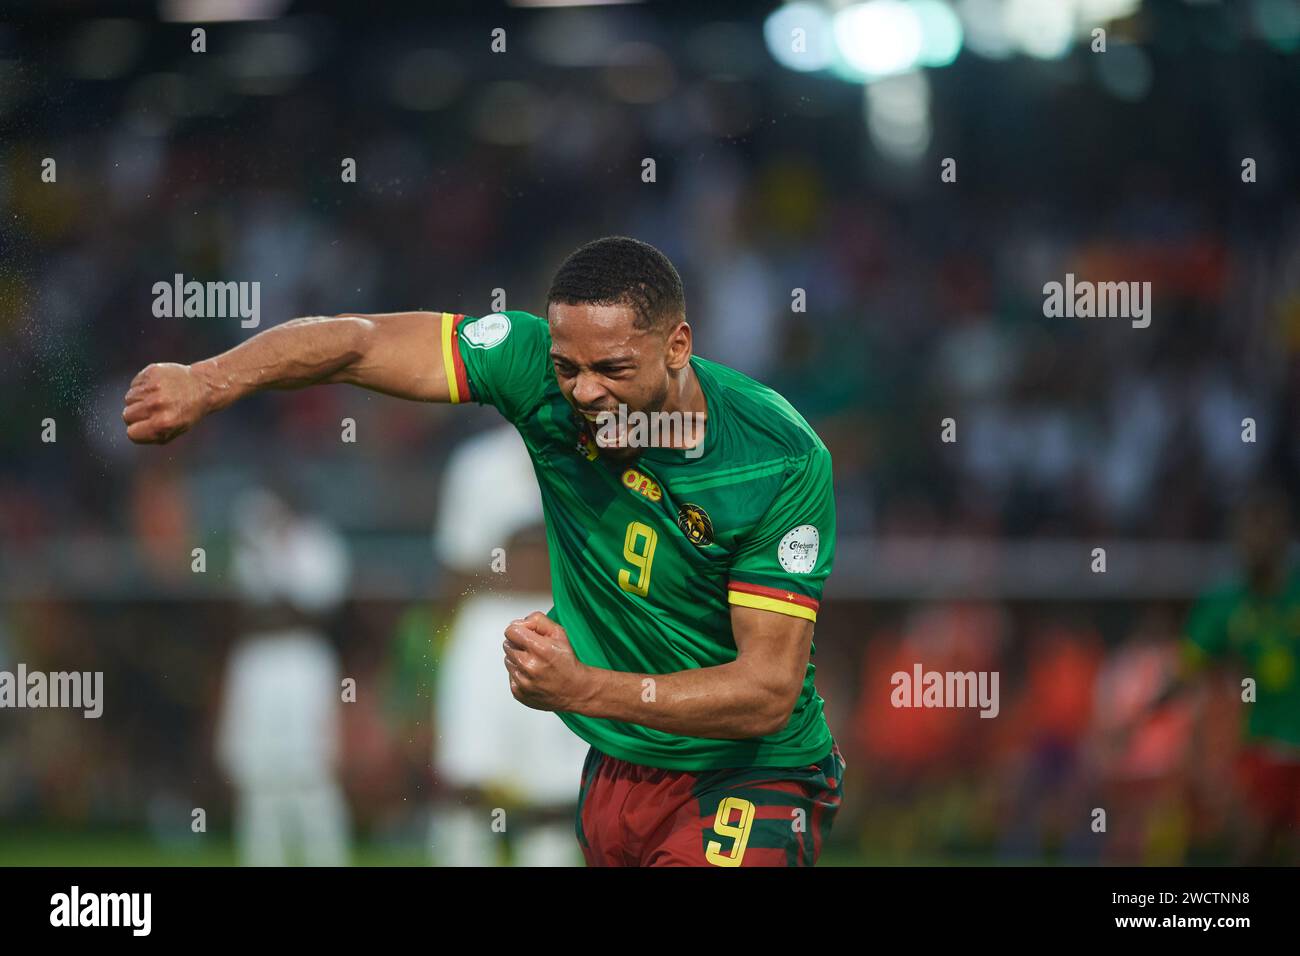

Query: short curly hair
[547,236,686,332]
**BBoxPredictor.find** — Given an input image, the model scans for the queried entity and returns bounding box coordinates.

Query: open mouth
[574,408,630,449]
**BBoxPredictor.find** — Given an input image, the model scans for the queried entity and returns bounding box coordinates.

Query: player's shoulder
[459,309,549,351]
[695,355,828,464]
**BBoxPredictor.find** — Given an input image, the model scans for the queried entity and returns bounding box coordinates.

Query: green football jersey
[1185,570,1300,749]
[437,309,836,770]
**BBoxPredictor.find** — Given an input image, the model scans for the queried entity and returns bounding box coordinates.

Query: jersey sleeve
[726,446,836,623]
[439,310,551,423]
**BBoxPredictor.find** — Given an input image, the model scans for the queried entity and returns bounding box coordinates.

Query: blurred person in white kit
[430,425,588,866]
[216,489,352,866]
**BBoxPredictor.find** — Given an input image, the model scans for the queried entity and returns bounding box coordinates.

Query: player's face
[547,301,685,460]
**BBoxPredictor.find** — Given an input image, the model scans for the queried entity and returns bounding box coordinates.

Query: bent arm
[575,606,812,739]
[124,311,453,444]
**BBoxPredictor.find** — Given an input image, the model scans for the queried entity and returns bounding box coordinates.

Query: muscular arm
[123,311,450,444]
[505,606,812,739]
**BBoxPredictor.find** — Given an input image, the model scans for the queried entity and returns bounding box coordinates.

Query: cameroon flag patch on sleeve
[440,311,471,403]
[727,580,819,622]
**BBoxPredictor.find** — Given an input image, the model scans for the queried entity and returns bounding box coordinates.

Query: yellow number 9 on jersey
[705,796,756,867]
[618,521,658,597]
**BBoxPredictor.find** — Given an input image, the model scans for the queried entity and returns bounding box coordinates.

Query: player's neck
[665,361,707,418]
[658,361,707,453]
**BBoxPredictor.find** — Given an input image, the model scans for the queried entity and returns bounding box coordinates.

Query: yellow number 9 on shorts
[705,796,755,867]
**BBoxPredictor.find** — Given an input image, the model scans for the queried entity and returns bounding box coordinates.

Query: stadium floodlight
[957,0,1014,60]
[1005,0,1076,59]
[1076,0,1141,27]
[911,0,964,67]
[158,0,289,22]
[764,3,836,73]
[833,1,926,80]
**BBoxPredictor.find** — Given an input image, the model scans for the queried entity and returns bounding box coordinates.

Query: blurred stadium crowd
[1,1,1299,864]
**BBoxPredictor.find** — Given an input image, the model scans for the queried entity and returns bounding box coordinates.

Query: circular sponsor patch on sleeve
[777,524,819,573]
[463,313,511,349]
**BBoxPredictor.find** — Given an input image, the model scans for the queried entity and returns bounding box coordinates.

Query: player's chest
[523,411,774,566]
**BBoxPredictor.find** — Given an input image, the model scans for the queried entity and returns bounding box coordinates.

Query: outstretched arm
[123,311,451,444]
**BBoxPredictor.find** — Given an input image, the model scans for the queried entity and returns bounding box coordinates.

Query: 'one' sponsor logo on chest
[621,468,663,502]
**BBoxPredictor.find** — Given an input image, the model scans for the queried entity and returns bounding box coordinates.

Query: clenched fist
[122,363,211,445]
[503,611,593,713]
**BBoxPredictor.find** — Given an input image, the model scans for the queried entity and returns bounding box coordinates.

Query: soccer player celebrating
[123,236,845,867]
[1176,488,1300,864]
